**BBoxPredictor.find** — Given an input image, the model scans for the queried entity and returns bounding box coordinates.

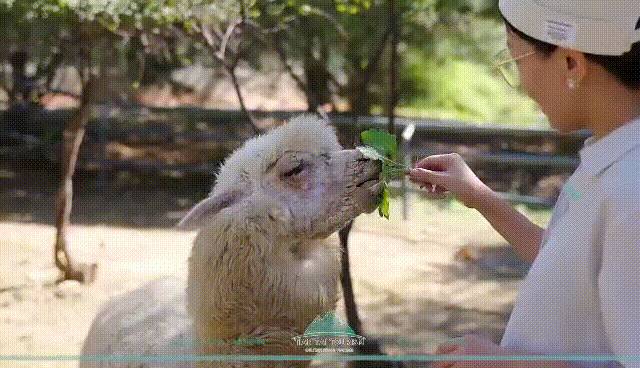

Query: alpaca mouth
[356,176,381,188]
[355,159,383,189]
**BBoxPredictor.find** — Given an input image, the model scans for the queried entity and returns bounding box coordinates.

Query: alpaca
[80,115,383,368]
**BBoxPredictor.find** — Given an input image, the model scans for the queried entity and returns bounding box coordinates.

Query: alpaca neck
[186,221,341,348]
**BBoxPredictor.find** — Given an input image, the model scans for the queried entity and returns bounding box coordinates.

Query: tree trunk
[388,0,399,135]
[341,3,391,340]
[8,51,30,107]
[338,221,361,332]
[53,33,98,284]
[346,2,404,367]
[302,40,333,112]
[342,219,403,368]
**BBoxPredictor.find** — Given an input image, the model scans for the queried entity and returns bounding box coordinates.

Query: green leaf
[356,146,407,179]
[378,186,390,219]
[356,129,407,219]
[383,164,407,181]
[356,145,385,161]
[360,129,398,161]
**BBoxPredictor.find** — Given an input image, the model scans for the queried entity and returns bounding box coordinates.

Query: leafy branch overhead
[356,129,408,219]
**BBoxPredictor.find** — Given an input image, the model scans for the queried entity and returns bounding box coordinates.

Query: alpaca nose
[344,149,382,176]
[354,149,372,163]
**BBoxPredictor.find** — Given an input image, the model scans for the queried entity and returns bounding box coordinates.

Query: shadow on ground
[0,166,210,228]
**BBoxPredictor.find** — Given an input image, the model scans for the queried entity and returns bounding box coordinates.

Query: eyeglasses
[493,48,536,88]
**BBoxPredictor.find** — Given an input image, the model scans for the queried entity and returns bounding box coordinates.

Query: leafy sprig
[356,129,408,219]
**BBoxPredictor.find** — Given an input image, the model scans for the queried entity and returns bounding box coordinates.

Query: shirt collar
[578,115,640,177]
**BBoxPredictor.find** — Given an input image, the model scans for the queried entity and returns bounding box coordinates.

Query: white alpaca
[80,115,382,368]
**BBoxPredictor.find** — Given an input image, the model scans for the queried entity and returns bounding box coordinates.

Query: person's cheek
[523,66,545,100]
[523,71,561,126]
[517,67,540,102]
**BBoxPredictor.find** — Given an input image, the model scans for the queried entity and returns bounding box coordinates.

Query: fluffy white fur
[80,115,382,368]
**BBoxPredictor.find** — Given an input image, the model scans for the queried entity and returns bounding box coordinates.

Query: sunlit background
[0,1,584,367]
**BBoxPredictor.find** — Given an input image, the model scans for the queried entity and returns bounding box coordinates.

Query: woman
[409,1,640,367]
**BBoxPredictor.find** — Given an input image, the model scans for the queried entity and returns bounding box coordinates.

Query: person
[408,1,640,367]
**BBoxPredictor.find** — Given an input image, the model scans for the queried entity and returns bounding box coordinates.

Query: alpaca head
[178,115,382,239]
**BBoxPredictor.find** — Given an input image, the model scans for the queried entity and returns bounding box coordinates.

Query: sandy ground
[0,189,551,368]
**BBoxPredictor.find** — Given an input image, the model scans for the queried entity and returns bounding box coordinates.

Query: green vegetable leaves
[378,186,391,219]
[360,129,398,161]
[356,129,408,219]
[355,145,385,161]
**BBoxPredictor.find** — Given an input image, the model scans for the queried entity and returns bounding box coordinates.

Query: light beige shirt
[500,116,640,368]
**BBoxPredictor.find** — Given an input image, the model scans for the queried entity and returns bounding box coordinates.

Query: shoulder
[80,277,192,362]
[597,145,640,208]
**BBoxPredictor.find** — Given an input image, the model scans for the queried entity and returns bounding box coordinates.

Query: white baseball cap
[499,0,640,56]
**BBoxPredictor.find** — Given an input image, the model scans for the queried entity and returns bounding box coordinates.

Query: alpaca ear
[176,190,242,230]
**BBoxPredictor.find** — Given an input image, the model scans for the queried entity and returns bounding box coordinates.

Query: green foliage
[357,129,407,219]
[399,48,542,125]
[360,129,398,161]
[335,0,372,14]
[1,0,241,26]
[0,0,244,102]
[0,0,542,128]
[391,12,544,126]
[247,0,503,112]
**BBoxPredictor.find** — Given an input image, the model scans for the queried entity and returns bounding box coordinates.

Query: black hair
[503,18,640,90]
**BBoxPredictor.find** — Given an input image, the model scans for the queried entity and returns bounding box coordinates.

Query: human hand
[408,153,493,209]
[431,334,516,368]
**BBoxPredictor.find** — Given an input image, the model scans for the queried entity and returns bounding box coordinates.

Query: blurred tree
[0,0,242,283]
[0,2,536,365]
[0,0,510,358]
[246,0,500,114]
[0,1,70,119]
[1,0,102,283]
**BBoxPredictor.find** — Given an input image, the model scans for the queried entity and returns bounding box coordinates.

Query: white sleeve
[597,189,640,368]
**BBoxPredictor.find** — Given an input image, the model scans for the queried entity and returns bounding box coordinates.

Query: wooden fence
[1,107,590,211]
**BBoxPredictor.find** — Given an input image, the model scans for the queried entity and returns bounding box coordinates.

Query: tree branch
[216,18,243,60]
[271,32,310,100]
[198,20,260,135]
[226,51,260,135]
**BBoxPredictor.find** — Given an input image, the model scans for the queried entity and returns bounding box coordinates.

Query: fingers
[431,361,456,368]
[431,346,461,368]
[431,336,467,368]
[435,336,466,354]
[409,168,447,187]
[428,185,449,195]
[410,169,450,198]
[414,153,460,171]
[421,192,449,200]
[418,182,448,193]
[435,343,459,354]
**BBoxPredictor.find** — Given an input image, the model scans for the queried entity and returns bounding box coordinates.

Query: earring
[567,79,577,90]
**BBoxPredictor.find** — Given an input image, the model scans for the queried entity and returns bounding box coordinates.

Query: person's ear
[564,50,588,89]
[176,190,243,230]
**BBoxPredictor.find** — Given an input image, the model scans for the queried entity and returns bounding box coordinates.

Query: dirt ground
[0,176,551,368]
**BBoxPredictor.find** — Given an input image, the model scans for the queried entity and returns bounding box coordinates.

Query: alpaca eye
[282,163,305,177]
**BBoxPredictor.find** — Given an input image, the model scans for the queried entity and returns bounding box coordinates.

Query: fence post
[401,124,416,220]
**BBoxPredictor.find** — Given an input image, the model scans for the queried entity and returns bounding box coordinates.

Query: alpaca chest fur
[186,221,341,352]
